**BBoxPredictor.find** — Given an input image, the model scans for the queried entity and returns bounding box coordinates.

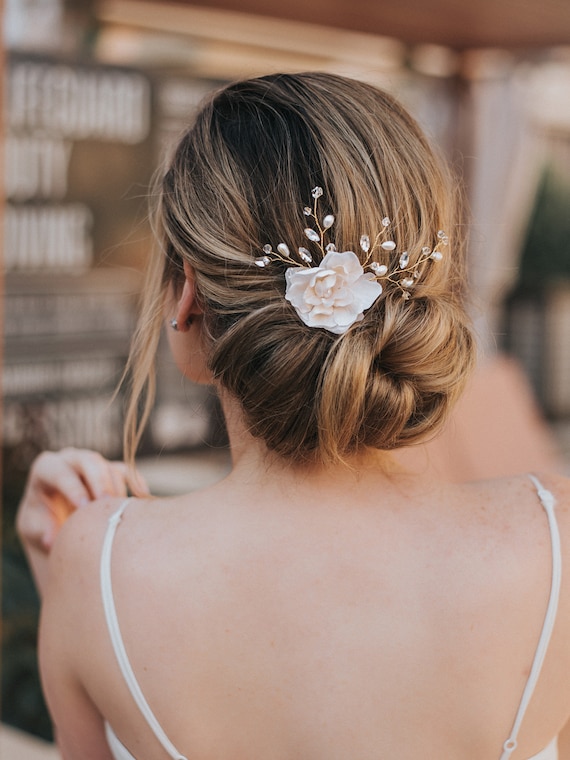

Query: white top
[100,475,561,760]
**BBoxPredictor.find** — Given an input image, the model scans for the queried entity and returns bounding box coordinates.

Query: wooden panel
[165,0,570,50]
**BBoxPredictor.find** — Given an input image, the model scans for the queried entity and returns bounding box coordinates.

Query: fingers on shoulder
[59,447,130,501]
[29,449,119,509]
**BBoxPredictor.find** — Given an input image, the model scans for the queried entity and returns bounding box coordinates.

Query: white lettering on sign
[4,204,93,270]
[3,396,123,457]
[3,358,120,396]
[9,61,151,143]
[5,135,73,200]
[5,290,134,337]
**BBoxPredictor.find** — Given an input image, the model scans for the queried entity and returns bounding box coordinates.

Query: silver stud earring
[170,318,179,331]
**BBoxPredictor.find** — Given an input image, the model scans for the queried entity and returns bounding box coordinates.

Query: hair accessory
[256,186,447,334]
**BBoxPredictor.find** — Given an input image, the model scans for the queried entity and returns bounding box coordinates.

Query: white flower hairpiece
[284,249,382,335]
[256,186,447,335]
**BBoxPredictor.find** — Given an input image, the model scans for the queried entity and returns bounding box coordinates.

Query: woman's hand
[16,448,149,594]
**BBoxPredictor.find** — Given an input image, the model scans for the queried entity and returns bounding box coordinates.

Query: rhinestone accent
[299,247,313,263]
[311,186,323,199]
[304,228,320,242]
[370,262,388,276]
[399,252,410,268]
[360,235,370,253]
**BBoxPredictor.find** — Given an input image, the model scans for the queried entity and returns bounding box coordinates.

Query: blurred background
[1,0,570,754]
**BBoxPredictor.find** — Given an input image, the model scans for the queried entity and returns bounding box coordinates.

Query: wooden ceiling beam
[116,0,570,51]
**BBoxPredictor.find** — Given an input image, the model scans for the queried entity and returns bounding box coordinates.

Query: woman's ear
[174,262,203,332]
[168,262,211,384]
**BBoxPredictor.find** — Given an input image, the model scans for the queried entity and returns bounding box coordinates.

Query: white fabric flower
[285,250,383,335]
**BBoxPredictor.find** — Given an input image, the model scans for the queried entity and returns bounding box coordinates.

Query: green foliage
[2,446,53,741]
[518,167,570,287]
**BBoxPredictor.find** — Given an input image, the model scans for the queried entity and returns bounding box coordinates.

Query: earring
[170,317,194,331]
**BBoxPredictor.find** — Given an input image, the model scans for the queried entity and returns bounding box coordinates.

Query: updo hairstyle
[125,72,475,465]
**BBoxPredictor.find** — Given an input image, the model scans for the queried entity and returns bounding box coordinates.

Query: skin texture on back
[38,460,570,760]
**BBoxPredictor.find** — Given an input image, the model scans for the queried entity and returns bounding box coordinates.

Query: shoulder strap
[100,500,188,760]
[500,476,562,759]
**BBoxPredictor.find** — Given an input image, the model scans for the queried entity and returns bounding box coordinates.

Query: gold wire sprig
[302,185,335,261]
[360,223,448,299]
[255,186,335,269]
[254,186,447,301]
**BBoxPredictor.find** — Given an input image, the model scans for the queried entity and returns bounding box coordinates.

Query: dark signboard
[3,55,153,458]
[3,55,226,463]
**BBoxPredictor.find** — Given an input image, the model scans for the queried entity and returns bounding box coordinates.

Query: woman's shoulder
[519,471,568,517]
[458,470,570,515]
[46,498,131,609]
[42,496,183,670]
[40,499,129,693]
[455,472,570,605]
[531,470,570,509]
[441,472,570,588]
[48,495,185,577]
[51,497,130,562]
[526,470,570,555]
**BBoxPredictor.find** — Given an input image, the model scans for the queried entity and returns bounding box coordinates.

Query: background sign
[4,55,153,459]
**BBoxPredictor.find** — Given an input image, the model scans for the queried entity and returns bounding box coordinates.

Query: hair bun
[125,72,476,465]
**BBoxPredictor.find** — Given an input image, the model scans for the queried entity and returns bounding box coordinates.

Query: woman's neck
[218,390,418,496]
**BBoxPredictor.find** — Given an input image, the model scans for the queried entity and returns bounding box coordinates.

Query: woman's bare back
[43,468,570,760]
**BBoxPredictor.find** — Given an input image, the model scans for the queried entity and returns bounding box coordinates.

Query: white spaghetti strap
[499,476,562,760]
[100,500,188,760]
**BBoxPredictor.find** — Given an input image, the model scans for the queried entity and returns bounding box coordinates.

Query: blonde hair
[124,72,475,465]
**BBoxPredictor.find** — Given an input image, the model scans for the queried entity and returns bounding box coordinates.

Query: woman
[17,73,570,760]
